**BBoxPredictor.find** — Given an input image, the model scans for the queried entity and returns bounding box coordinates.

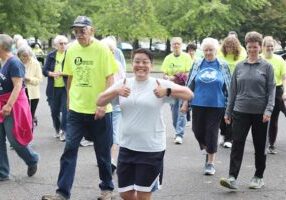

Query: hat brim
[70,24,88,28]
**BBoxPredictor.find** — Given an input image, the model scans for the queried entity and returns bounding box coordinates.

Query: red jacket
[0,89,33,146]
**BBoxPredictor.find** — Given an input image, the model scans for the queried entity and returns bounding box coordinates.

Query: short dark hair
[245,31,263,46]
[186,43,197,52]
[132,48,154,63]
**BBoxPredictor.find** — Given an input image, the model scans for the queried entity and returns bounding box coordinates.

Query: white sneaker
[59,131,65,142]
[98,190,112,200]
[174,136,183,144]
[223,141,232,148]
[185,121,191,127]
[54,131,60,138]
[80,138,94,147]
[249,176,264,189]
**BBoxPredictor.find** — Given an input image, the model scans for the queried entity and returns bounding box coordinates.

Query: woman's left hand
[0,104,12,117]
[153,80,166,98]
[262,114,271,123]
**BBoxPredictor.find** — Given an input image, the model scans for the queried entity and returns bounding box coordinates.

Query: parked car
[274,50,286,60]
[118,42,133,51]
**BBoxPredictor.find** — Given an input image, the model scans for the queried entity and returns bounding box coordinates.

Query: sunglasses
[72,27,88,36]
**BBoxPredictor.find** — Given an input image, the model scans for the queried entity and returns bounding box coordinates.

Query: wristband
[166,88,172,97]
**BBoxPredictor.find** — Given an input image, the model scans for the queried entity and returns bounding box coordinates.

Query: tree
[0,0,65,39]
[92,0,167,41]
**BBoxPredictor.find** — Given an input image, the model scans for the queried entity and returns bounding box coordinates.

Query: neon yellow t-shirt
[218,53,246,74]
[54,52,65,87]
[261,54,286,86]
[161,52,193,75]
[63,39,117,114]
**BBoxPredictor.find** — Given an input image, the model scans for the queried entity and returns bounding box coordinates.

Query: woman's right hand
[117,78,130,97]
[224,116,231,124]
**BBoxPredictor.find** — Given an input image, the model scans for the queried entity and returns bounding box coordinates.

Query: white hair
[201,37,220,51]
[53,35,68,46]
[171,37,182,45]
[101,37,116,51]
[17,45,34,57]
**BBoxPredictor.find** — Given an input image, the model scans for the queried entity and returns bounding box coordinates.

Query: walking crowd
[0,15,286,200]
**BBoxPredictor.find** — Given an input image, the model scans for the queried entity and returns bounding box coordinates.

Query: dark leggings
[268,86,286,146]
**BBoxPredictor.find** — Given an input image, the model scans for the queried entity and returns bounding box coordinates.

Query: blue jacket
[42,50,67,99]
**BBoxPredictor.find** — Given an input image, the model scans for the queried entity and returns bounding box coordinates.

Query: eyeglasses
[133,59,151,65]
[72,27,88,36]
[59,42,67,45]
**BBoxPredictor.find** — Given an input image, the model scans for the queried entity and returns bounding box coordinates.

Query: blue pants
[170,99,186,138]
[0,115,39,178]
[47,87,67,133]
[56,110,114,199]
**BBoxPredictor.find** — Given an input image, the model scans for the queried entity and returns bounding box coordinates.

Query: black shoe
[27,164,37,177]
[111,163,117,174]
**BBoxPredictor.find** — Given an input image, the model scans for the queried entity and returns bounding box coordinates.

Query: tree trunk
[166,39,171,55]
[133,39,139,50]
[149,38,153,51]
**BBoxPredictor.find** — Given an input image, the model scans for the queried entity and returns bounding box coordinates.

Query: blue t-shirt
[0,56,25,95]
[191,59,226,108]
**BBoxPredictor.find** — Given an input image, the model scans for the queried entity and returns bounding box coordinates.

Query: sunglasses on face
[72,27,88,36]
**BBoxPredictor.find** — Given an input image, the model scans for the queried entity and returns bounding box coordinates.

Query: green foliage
[0,0,65,39]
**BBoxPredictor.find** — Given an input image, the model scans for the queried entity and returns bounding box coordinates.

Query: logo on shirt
[199,68,218,83]
[74,57,83,65]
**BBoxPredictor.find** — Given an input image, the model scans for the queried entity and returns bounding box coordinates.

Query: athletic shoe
[27,164,37,177]
[174,136,183,144]
[80,138,94,147]
[59,131,65,142]
[54,131,60,138]
[249,176,265,189]
[220,176,238,189]
[42,193,68,200]
[268,146,277,154]
[97,190,112,200]
[0,176,9,181]
[204,163,215,175]
[223,141,232,148]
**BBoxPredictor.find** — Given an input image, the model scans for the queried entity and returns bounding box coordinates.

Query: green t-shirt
[54,52,65,87]
[218,52,246,74]
[63,39,117,114]
[161,52,193,75]
[261,54,286,86]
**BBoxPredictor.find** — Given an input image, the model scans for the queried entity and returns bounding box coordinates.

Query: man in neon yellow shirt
[161,37,193,144]
[42,16,117,200]
[261,36,286,154]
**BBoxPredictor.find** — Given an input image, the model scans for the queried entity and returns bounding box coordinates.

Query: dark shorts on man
[117,147,165,193]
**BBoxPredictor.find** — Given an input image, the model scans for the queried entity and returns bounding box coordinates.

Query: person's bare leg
[120,190,137,200]
[137,191,152,200]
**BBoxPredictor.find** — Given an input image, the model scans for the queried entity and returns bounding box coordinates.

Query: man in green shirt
[42,16,117,200]
[161,37,193,144]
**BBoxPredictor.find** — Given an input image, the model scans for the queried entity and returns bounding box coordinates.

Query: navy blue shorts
[117,147,165,193]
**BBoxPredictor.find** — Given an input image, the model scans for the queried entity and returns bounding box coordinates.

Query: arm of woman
[27,61,43,85]
[169,84,193,101]
[0,77,22,117]
[97,79,130,107]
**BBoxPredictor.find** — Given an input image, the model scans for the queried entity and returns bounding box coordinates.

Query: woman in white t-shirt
[97,48,193,200]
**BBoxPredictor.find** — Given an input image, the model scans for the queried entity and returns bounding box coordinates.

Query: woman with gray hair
[43,35,68,141]
[0,34,39,180]
[183,37,231,175]
[17,45,42,127]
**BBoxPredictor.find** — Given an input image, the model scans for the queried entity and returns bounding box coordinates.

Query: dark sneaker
[42,193,68,200]
[27,164,37,177]
[97,190,112,200]
[268,146,277,154]
[0,176,9,181]
[204,163,215,175]
[220,176,238,189]
[249,176,264,189]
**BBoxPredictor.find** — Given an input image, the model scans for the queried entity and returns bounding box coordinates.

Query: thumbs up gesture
[117,78,131,97]
[153,79,166,98]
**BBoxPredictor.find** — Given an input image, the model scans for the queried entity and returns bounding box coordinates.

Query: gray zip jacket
[225,58,275,117]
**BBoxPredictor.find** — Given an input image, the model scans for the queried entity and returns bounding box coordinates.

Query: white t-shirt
[108,77,175,152]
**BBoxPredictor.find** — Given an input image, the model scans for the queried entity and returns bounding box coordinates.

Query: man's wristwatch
[166,88,172,96]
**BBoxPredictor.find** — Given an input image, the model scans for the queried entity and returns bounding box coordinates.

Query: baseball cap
[71,16,92,28]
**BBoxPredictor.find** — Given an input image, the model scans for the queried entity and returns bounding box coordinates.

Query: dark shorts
[117,147,165,193]
[192,106,224,154]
